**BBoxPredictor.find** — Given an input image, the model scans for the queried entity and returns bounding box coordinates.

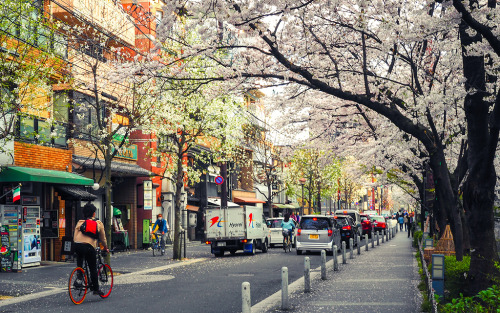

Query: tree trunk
[459,15,500,294]
[104,146,112,265]
[268,183,273,218]
[428,149,463,261]
[173,156,184,260]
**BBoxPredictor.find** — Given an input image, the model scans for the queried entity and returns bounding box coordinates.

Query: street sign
[215,176,224,185]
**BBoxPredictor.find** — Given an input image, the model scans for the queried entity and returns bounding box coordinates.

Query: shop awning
[273,203,288,209]
[56,186,97,201]
[233,197,266,204]
[0,166,94,186]
[207,198,240,208]
[73,155,153,177]
[186,205,199,212]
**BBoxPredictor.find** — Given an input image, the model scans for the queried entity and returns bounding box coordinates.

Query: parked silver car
[296,215,341,255]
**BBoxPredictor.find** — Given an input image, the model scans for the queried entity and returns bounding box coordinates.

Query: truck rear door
[225,207,245,238]
[205,208,225,239]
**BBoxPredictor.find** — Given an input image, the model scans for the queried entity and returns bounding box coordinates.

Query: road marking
[0,258,206,307]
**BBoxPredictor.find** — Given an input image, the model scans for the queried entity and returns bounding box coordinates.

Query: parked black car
[334,214,359,248]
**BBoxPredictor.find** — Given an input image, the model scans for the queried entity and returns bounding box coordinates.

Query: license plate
[309,234,319,240]
[218,242,226,246]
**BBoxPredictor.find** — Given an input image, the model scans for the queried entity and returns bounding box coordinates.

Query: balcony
[51,0,135,46]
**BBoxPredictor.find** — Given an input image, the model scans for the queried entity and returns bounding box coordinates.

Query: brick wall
[14,142,72,171]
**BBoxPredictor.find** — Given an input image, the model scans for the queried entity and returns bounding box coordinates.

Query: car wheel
[327,247,333,256]
[215,251,224,257]
[296,249,302,255]
[262,239,268,253]
[270,243,275,248]
[230,250,236,255]
[292,237,296,248]
[250,240,256,255]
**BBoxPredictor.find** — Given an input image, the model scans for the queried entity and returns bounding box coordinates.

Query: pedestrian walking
[404,215,408,231]
[398,215,404,231]
[407,215,413,238]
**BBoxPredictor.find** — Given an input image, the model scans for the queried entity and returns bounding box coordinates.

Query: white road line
[0,258,207,308]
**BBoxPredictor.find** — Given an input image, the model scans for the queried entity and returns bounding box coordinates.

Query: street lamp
[299,178,306,216]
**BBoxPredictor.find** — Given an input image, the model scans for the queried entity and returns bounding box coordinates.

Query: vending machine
[21,205,41,267]
[0,205,21,269]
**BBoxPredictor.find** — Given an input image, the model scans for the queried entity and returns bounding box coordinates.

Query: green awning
[113,207,122,216]
[273,203,288,209]
[0,166,94,186]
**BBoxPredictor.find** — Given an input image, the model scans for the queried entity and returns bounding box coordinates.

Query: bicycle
[150,232,164,256]
[68,246,113,305]
[282,229,292,253]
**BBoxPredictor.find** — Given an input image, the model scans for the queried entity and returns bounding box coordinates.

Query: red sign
[215,176,224,185]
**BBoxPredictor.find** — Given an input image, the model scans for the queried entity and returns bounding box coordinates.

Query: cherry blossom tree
[153,0,500,292]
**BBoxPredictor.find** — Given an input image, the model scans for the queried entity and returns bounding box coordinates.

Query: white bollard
[342,241,346,264]
[321,250,327,280]
[349,238,354,259]
[333,245,339,271]
[365,234,369,251]
[304,257,311,293]
[357,236,361,255]
[242,282,251,313]
[282,267,289,310]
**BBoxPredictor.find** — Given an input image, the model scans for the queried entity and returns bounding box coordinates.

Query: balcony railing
[52,0,135,46]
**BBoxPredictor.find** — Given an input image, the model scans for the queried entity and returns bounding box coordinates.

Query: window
[72,92,106,141]
[53,92,69,123]
[155,11,163,28]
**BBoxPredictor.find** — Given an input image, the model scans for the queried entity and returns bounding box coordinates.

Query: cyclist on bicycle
[151,213,168,254]
[281,213,295,246]
[73,203,109,296]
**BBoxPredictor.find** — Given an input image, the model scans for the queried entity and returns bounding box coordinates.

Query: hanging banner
[144,181,153,210]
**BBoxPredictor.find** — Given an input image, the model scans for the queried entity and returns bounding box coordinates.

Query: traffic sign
[215,176,224,185]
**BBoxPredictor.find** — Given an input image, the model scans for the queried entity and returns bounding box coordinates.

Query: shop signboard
[144,180,153,210]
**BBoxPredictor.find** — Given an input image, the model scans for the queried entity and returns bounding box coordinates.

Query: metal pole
[382,230,385,243]
[183,230,187,258]
[282,267,289,310]
[365,234,369,251]
[371,232,375,248]
[242,282,251,313]
[342,241,346,264]
[377,231,380,246]
[349,238,354,259]
[321,250,327,280]
[301,184,304,217]
[357,235,361,255]
[333,246,338,271]
[304,257,311,293]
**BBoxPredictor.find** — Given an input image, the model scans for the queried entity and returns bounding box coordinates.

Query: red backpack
[80,219,99,239]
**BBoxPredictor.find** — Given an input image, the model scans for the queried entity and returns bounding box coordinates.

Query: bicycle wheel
[288,239,292,252]
[283,237,287,252]
[68,267,87,305]
[152,242,156,256]
[98,264,113,298]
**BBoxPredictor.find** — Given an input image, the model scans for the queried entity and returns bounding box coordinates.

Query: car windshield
[334,217,349,226]
[360,216,370,222]
[372,216,385,222]
[268,219,283,228]
[300,217,331,230]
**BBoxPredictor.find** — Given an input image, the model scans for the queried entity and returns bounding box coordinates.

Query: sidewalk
[263,229,422,312]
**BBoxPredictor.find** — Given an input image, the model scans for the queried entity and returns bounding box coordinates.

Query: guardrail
[417,238,438,313]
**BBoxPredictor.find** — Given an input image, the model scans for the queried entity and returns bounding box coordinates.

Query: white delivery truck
[205,203,269,257]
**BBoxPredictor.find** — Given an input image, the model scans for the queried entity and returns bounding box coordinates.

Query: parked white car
[266,218,297,248]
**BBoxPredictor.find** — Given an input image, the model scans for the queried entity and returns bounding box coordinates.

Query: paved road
[0,229,419,313]
[0,242,334,312]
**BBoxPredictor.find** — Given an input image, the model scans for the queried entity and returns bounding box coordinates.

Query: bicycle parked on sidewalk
[68,246,113,305]
[150,232,164,256]
[282,229,292,253]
